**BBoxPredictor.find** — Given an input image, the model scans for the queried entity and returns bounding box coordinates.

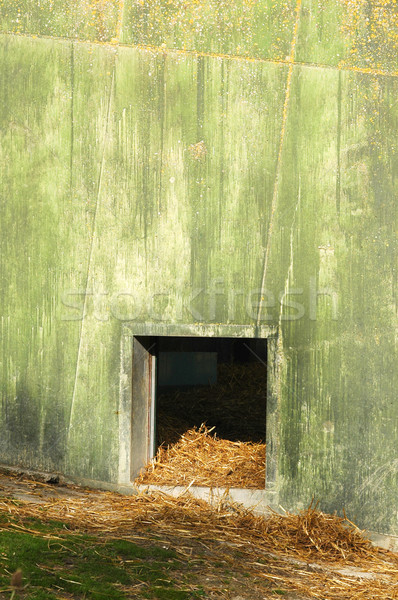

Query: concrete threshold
[136,483,277,514]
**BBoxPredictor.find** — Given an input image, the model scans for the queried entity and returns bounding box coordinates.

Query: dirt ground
[1,469,397,600]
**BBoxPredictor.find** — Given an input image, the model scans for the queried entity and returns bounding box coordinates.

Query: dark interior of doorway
[155,336,267,451]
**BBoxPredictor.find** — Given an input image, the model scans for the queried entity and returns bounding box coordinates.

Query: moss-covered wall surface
[0,1,397,535]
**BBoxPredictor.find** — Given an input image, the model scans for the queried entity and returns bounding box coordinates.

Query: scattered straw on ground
[1,473,397,600]
[136,424,266,488]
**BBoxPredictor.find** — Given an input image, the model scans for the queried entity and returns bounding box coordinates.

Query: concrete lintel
[123,322,277,339]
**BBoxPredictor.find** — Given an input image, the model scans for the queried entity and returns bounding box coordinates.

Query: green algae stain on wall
[62,42,121,482]
[332,71,398,532]
[0,0,120,42]
[272,63,398,533]
[1,0,397,76]
[64,49,288,478]
[0,35,74,468]
[88,46,288,327]
[0,35,120,479]
[0,0,397,535]
[296,0,398,72]
[0,0,299,60]
[1,33,287,482]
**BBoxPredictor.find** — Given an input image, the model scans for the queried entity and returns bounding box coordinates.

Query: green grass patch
[0,516,203,599]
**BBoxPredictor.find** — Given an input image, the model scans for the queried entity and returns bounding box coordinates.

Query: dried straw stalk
[136,424,266,488]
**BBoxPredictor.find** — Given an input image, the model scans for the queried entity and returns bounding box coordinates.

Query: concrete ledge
[0,464,63,485]
[0,464,135,495]
[136,483,277,513]
[367,531,398,553]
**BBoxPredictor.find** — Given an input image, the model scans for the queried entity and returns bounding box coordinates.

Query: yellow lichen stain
[0,0,121,42]
[125,0,296,60]
[1,0,397,78]
[340,0,398,72]
[83,0,120,41]
[188,140,207,161]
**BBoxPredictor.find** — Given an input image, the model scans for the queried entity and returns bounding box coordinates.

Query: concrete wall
[0,1,397,535]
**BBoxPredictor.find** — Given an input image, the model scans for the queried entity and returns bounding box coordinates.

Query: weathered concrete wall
[273,67,398,534]
[0,1,397,534]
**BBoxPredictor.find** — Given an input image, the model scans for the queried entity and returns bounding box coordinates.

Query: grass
[0,515,205,599]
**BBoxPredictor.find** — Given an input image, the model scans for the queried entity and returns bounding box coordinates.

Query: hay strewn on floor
[137,424,266,488]
[1,476,397,600]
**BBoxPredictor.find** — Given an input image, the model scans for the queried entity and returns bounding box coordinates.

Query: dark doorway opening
[131,335,268,489]
[155,336,267,449]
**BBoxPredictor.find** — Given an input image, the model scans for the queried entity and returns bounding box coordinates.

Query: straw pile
[1,477,397,600]
[146,362,267,489]
[136,424,266,488]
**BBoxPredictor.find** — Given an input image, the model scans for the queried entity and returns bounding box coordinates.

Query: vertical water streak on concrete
[69,41,75,194]
[157,54,167,212]
[115,0,126,42]
[278,177,301,326]
[256,0,302,328]
[197,55,205,139]
[336,68,342,216]
[190,55,206,285]
[218,60,226,241]
[67,65,116,438]
[254,2,302,495]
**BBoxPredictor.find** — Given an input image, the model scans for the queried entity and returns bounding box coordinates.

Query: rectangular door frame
[118,323,279,492]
